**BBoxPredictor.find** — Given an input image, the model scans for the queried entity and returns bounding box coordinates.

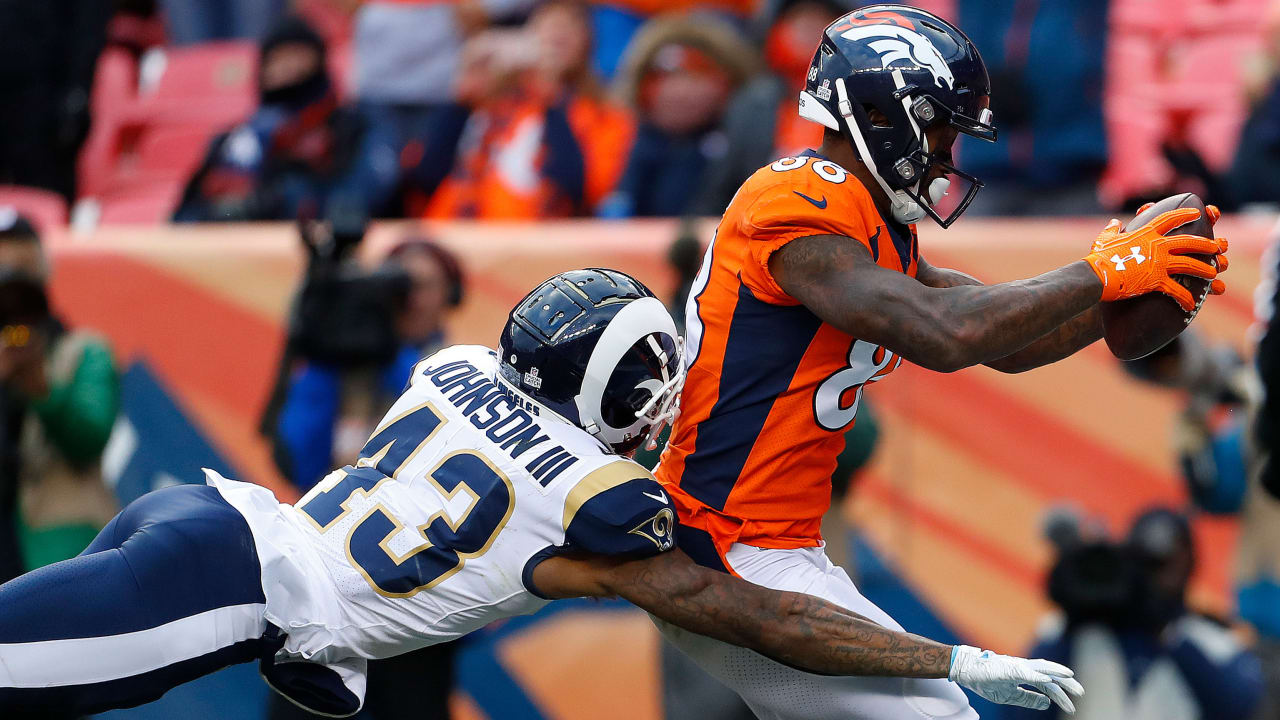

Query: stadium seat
[91,47,140,125]
[142,41,257,102]
[96,181,185,225]
[0,186,69,231]
[129,42,257,128]
[136,126,212,180]
[328,41,353,100]
[294,0,355,50]
[1101,0,1267,204]
[80,42,257,218]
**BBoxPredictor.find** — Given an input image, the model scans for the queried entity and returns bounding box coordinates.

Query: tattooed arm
[915,256,1103,374]
[531,549,952,678]
[768,235,1102,373]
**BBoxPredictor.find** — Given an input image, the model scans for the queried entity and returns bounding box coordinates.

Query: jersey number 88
[770,156,848,183]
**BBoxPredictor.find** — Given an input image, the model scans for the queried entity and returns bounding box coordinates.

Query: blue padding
[590,6,645,80]
[112,361,237,505]
[1207,423,1248,513]
[852,535,999,717]
[1238,579,1280,639]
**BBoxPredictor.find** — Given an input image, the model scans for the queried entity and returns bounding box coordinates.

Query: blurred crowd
[2,0,1280,225]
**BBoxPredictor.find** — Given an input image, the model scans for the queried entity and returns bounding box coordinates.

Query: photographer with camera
[260,211,464,720]
[266,210,464,493]
[1004,507,1263,720]
[0,214,119,582]
[1119,319,1280,717]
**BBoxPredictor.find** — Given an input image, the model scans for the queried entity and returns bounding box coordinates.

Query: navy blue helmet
[798,5,996,227]
[497,269,685,454]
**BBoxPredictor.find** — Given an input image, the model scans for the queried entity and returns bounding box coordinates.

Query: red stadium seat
[96,181,185,225]
[0,186,69,231]
[328,41,353,100]
[129,42,257,128]
[137,126,213,180]
[1101,0,1268,205]
[80,42,257,218]
[294,0,355,50]
[144,41,257,102]
[91,48,139,125]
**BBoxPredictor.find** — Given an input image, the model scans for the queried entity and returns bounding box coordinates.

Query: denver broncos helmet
[799,4,996,227]
[497,269,685,454]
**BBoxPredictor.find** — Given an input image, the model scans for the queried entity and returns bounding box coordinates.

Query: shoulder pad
[562,460,676,557]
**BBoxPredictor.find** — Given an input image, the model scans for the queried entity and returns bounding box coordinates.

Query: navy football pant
[0,484,280,717]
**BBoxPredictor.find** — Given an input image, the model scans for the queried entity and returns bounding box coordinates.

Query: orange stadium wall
[39,217,1274,719]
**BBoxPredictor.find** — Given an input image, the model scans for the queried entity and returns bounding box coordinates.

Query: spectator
[1005,507,1263,720]
[695,0,841,214]
[0,210,46,281]
[1230,78,1280,208]
[0,213,42,584]
[957,0,1109,216]
[351,0,536,210]
[426,0,633,218]
[589,0,758,81]
[1249,223,1280,718]
[272,236,464,491]
[0,268,119,573]
[157,0,286,45]
[1229,5,1280,209]
[263,234,464,720]
[173,16,399,223]
[601,15,757,217]
[0,0,113,202]
[1117,312,1280,720]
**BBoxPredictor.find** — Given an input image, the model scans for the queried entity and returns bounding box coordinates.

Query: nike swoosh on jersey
[793,190,828,209]
[642,490,668,504]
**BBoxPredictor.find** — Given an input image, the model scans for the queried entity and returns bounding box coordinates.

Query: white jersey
[208,345,674,706]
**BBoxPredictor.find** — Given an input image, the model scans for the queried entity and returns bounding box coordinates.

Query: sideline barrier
[48,217,1273,719]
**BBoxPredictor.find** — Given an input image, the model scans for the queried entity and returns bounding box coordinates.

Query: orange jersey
[655,151,916,558]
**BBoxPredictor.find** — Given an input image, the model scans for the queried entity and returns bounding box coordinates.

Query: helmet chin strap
[835,77,945,225]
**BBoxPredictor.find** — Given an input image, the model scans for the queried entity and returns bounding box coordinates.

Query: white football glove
[949,645,1085,714]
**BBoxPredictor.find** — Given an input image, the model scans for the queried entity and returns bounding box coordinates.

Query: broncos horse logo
[839,24,955,90]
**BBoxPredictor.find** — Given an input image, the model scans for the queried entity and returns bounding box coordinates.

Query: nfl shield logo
[524,367,543,390]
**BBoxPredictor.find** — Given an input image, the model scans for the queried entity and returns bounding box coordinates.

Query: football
[1101,193,1217,361]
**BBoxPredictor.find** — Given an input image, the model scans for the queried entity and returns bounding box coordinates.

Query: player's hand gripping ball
[1084,193,1228,360]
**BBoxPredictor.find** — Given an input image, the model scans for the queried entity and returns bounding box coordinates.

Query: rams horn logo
[629,507,675,551]
[840,24,955,90]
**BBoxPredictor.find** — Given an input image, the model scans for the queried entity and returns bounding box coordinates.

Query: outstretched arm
[531,549,1082,715]
[915,257,1103,374]
[536,548,953,677]
[770,235,1102,373]
[770,209,1221,374]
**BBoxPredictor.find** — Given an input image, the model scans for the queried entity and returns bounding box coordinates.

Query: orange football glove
[1136,199,1223,225]
[1084,208,1225,311]
[1122,203,1229,298]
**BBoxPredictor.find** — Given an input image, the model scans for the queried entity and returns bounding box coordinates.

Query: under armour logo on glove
[1110,247,1147,271]
[1083,209,1224,311]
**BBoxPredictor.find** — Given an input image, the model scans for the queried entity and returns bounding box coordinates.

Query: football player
[0,269,1079,717]
[654,5,1228,720]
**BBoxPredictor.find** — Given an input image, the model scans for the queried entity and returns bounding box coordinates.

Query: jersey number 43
[296,402,515,598]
